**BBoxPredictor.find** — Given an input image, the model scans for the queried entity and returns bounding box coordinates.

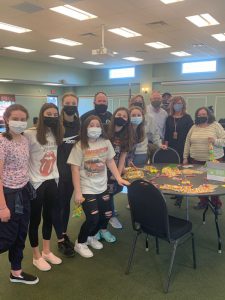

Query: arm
[211,123,225,147]
[183,126,193,163]
[0,159,11,222]
[106,159,130,186]
[71,165,85,204]
[117,152,127,175]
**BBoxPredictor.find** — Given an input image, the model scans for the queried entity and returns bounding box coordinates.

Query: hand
[160,144,168,150]
[75,193,85,205]
[117,177,131,186]
[0,206,11,222]
[183,159,188,165]
[208,137,215,144]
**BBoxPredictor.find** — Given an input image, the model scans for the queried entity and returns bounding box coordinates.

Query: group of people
[0,90,225,285]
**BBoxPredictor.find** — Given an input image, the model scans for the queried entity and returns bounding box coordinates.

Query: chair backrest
[152,147,180,164]
[127,180,170,241]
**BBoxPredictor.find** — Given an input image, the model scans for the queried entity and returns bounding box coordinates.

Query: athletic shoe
[86,236,103,250]
[109,217,123,229]
[74,240,93,258]
[100,230,116,243]
[42,252,62,265]
[63,234,74,248]
[58,240,75,257]
[33,257,51,271]
[94,231,101,241]
[10,272,39,285]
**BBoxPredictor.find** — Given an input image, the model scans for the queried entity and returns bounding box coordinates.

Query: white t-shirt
[24,129,59,190]
[67,138,115,194]
[147,104,168,140]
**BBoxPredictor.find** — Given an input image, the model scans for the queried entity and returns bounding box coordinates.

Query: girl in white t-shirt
[24,103,64,271]
[68,115,129,258]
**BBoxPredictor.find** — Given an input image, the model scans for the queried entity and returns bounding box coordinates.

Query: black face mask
[95,104,107,114]
[114,117,127,127]
[133,102,144,109]
[195,116,208,125]
[44,117,59,128]
[63,105,78,116]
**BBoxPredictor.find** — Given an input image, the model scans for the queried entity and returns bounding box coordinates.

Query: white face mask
[87,127,102,139]
[8,120,27,134]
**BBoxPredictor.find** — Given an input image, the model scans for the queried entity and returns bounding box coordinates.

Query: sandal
[100,230,116,243]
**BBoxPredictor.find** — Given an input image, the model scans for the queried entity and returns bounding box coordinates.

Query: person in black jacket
[57,93,80,257]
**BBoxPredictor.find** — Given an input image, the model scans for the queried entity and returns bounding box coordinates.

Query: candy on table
[161,167,181,178]
[144,165,159,174]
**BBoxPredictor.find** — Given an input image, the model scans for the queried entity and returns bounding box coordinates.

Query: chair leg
[191,233,197,269]
[214,210,222,254]
[125,231,140,275]
[155,237,159,254]
[202,205,209,224]
[164,241,178,293]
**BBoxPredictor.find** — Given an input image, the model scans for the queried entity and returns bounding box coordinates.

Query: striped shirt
[183,122,225,161]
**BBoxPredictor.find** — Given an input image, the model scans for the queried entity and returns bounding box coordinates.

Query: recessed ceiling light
[0,22,31,33]
[145,42,171,49]
[49,55,75,60]
[0,79,13,82]
[212,33,225,41]
[171,51,191,56]
[186,14,219,27]
[50,5,97,21]
[123,57,143,62]
[4,46,36,53]
[49,38,82,46]
[43,83,63,86]
[108,27,141,38]
[160,0,184,3]
[83,61,103,65]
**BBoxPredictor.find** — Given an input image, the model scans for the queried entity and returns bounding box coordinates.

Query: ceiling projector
[92,47,114,56]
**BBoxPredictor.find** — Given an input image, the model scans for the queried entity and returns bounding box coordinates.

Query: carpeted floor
[1,193,225,300]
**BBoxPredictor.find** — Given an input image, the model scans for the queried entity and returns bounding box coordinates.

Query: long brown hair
[36,103,64,146]
[3,104,29,140]
[169,96,187,116]
[78,115,108,150]
[129,106,145,144]
[107,107,134,152]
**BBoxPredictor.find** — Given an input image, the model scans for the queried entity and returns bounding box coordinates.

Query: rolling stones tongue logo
[40,151,56,176]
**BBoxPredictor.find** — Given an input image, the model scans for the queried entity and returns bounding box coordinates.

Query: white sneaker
[33,257,51,271]
[87,236,103,250]
[42,252,62,265]
[109,217,123,229]
[74,241,93,258]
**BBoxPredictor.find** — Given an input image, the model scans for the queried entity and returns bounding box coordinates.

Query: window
[47,95,58,106]
[182,60,217,74]
[109,67,135,79]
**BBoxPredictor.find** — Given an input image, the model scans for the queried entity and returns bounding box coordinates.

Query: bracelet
[0,205,6,210]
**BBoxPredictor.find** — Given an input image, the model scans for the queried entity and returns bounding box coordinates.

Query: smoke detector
[92,25,114,57]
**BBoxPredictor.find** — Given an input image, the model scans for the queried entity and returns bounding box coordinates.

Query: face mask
[132,102,144,109]
[43,117,59,128]
[173,103,183,112]
[151,100,161,109]
[131,116,143,126]
[162,102,169,109]
[63,105,78,116]
[94,104,107,114]
[195,116,208,125]
[87,127,102,139]
[8,120,27,134]
[114,117,127,127]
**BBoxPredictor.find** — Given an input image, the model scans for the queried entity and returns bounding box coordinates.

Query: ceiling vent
[146,21,168,27]
[12,1,43,13]
[80,32,96,37]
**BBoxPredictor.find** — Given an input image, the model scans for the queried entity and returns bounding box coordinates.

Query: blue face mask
[131,116,143,125]
[173,103,183,112]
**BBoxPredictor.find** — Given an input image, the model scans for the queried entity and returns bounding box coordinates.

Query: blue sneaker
[94,231,101,240]
[100,230,116,243]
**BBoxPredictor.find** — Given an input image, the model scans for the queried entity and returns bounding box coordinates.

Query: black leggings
[29,179,62,247]
[78,190,112,243]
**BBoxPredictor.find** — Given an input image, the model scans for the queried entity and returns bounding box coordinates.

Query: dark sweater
[80,109,112,125]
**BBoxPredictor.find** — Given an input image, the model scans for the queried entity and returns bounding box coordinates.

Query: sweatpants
[78,190,112,243]
[29,179,63,247]
[0,184,31,271]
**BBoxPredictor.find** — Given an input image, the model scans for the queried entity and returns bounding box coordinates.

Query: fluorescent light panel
[212,33,225,41]
[4,46,36,53]
[83,61,103,65]
[171,51,191,57]
[0,22,31,33]
[108,27,141,38]
[123,57,143,61]
[50,38,82,46]
[160,0,184,3]
[145,42,171,49]
[50,5,97,21]
[0,79,13,82]
[186,14,219,27]
[49,55,75,60]
[182,60,217,74]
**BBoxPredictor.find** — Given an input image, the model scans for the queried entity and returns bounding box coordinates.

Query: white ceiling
[1,0,225,69]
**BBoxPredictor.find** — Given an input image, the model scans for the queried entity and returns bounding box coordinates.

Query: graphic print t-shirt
[67,138,115,194]
[24,129,59,190]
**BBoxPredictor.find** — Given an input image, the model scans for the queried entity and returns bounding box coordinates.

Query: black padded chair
[152,147,180,164]
[126,180,196,293]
